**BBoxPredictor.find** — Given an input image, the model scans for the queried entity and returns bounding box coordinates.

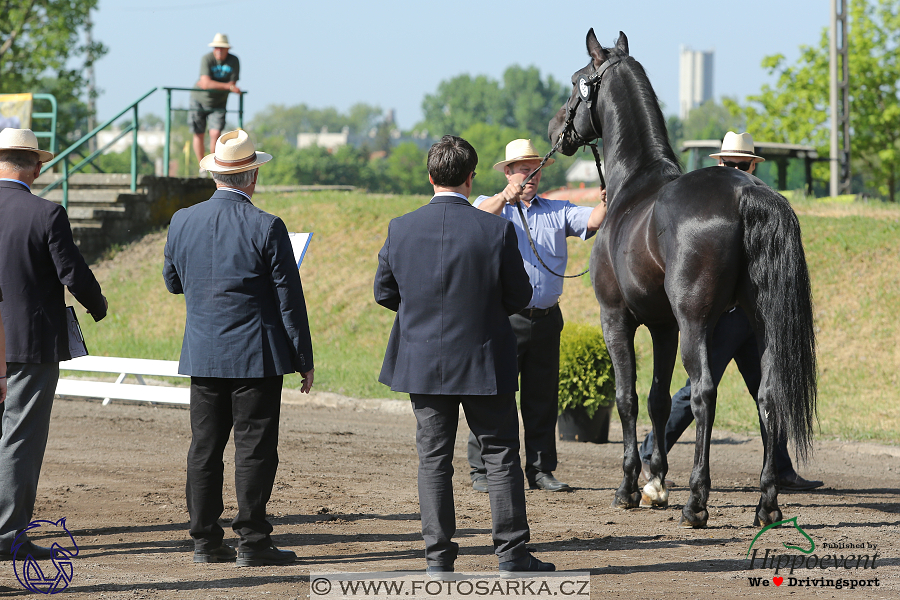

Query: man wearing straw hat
[164,129,314,567]
[190,33,241,171]
[638,131,823,492]
[468,139,607,494]
[0,128,108,559]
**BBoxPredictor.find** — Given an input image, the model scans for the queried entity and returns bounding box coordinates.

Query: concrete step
[35,173,148,189]
[67,206,127,220]
[71,221,104,230]
[41,189,133,205]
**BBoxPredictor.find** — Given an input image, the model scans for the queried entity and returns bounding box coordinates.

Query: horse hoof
[611,492,641,510]
[639,493,668,508]
[639,481,669,507]
[753,508,783,528]
[679,509,709,529]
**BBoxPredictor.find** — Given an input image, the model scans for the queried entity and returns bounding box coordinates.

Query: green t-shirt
[191,52,240,109]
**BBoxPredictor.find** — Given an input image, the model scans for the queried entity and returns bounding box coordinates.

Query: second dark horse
[548,30,817,528]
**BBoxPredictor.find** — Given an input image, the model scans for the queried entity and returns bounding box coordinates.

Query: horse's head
[548,29,630,156]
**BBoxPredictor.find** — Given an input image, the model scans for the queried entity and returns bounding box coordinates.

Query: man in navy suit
[164,129,314,567]
[0,128,107,559]
[374,135,553,573]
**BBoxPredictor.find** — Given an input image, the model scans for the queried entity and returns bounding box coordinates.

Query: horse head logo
[746,516,815,558]
[12,518,79,594]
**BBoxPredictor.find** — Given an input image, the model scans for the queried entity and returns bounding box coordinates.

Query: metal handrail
[40,87,157,208]
[161,87,246,177]
[31,94,58,155]
[36,86,246,209]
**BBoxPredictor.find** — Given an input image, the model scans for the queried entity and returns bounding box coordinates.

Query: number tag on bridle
[578,76,592,103]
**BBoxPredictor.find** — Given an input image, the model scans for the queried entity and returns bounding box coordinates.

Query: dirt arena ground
[0,390,897,599]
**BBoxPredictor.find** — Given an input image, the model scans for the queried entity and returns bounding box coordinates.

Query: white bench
[57,356,189,405]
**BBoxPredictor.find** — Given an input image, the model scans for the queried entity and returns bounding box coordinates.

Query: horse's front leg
[640,325,678,508]
[754,350,782,527]
[601,312,641,509]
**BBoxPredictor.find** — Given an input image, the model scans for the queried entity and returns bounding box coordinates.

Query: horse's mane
[602,49,682,182]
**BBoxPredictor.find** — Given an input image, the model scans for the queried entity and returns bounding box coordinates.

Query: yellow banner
[0,93,34,130]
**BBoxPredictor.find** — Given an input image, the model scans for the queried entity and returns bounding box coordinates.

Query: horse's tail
[739,185,817,460]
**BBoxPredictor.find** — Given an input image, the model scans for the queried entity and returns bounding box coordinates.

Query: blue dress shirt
[474,194,594,309]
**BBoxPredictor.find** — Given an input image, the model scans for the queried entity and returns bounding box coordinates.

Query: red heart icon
[773,577,783,586]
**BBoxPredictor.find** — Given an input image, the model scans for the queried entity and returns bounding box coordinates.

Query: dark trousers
[0,363,59,552]
[639,308,793,475]
[187,376,283,550]
[468,305,563,481]
[411,393,529,566]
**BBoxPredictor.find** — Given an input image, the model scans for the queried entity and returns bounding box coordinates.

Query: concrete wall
[72,176,214,261]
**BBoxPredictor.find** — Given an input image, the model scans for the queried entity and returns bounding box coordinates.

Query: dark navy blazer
[0,180,107,363]
[374,194,532,395]
[163,189,313,378]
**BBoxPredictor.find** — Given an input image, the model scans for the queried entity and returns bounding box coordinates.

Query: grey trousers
[0,362,60,552]
[411,393,529,567]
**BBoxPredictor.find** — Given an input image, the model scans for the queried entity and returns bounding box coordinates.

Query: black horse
[548,30,817,528]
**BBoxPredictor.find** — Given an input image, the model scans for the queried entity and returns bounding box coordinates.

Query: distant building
[679,46,714,119]
[297,124,436,153]
[96,128,166,155]
[297,127,352,152]
[565,159,602,184]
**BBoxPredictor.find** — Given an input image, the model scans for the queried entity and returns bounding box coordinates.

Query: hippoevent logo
[745,516,880,590]
[12,518,79,595]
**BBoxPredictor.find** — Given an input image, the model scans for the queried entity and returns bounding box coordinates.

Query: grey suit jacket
[374,194,532,395]
[0,180,106,363]
[163,189,313,378]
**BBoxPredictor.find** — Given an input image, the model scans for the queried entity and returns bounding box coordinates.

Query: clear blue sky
[93,0,830,131]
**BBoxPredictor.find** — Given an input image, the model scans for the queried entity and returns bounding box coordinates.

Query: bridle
[513,54,623,278]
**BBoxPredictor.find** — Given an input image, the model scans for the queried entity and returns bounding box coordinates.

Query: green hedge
[558,323,616,418]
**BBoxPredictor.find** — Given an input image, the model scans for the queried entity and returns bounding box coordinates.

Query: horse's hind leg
[677,322,716,529]
[601,311,642,509]
[640,324,678,508]
[754,347,783,527]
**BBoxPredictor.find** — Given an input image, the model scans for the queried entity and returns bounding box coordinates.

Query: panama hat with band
[208,33,231,49]
[493,139,554,172]
[0,128,54,162]
[199,129,272,174]
[709,131,765,163]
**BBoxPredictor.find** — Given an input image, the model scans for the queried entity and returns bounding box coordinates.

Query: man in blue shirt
[467,139,607,493]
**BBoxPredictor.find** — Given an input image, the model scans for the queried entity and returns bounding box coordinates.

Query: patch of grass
[70,192,900,443]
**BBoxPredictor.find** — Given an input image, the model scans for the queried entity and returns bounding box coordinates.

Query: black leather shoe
[194,543,236,563]
[472,474,488,493]
[777,472,824,492]
[499,554,555,572]
[2,539,54,560]
[236,543,297,567]
[426,564,454,580]
[529,473,571,492]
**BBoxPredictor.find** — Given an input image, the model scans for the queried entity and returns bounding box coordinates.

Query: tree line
[247,65,578,198]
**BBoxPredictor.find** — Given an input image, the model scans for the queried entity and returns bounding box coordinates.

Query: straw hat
[493,139,554,172]
[199,129,272,174]
[709,131,765,163]
[208,33,232,49]
[0,128,54,162]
